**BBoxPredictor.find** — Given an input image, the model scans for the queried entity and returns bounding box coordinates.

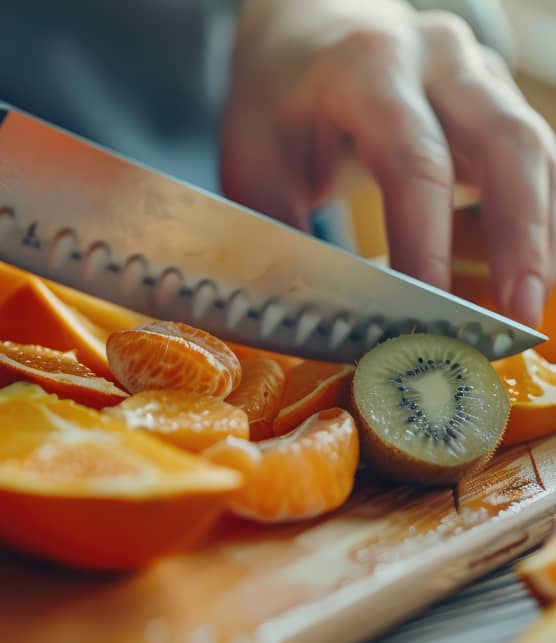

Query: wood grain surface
[1,435,556,643]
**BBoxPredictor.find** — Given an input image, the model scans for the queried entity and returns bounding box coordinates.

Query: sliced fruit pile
[0,382,241,571]
[0,253,554,574]
[0,262,360,570]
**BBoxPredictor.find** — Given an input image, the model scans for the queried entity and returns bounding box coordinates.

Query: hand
[220,0,556,328]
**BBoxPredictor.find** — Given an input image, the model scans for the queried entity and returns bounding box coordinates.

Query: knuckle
[421,11,475,47]
[340,29,404,63]
[394,140,453,189]
[375,95,413,128]
[492,113,546,155]
[481,46,508,73]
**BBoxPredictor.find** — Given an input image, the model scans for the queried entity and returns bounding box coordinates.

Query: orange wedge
[226,357,286,441]
[493,350,556,447]
[0,260,29,307]
[0,259,151,332]
[205,408,359,523]
[0,277,112,379]
[0,383,241,571]
[516,536,556,607]
[49,280,151,333]
[107,321,242,398]
[0,341,127,408]
[273,360,355,437]
[106,390,249,452]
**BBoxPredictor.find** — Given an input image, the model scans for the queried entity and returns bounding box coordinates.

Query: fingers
[421,11,556,326]
[316,31,454,290]
[370,93,454,291]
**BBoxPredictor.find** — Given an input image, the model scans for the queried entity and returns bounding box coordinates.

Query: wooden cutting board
[2,435,556,643]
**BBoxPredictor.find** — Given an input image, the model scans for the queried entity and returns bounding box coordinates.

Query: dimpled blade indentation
[353,334,509,467]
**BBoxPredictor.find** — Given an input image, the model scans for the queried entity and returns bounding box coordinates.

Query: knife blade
[0,105,545,362]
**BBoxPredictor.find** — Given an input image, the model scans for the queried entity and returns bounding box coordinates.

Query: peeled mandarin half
[494,350,556,447]
[107,321,242,398]
[0,383,241,571]
[106,390,249,452]
[0,341,128,408]
[205,408,359,523]
[225,357,286,441]
[226,340,302,379]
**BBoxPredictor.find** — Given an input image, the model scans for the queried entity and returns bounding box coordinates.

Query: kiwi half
[351,333,510,486]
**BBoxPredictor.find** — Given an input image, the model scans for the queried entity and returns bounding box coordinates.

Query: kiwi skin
[350,335,510,487]
[350,389,508,486]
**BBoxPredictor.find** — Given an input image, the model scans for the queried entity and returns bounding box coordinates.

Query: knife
[0,105,545,362]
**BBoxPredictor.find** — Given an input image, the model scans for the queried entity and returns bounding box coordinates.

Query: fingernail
[510,273,545,327]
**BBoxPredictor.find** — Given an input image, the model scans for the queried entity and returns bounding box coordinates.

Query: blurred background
[1,1,555,256]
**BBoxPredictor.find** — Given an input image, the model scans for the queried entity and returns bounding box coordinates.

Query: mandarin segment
[107,321,242,398]
[226,357,286,441]
[205,408,359,523]
[226,340,302,378]
[0,383,241,571]
[106,390,249,452]
[273,360,354,436]
[0,341,128,408]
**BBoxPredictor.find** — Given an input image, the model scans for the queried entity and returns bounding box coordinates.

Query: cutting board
[2,435,556,643]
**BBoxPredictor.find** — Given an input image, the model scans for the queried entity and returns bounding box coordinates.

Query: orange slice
[106,390,249,452]
[107,321,242,398]
[0,383,241,571]
[226,357,286,441]
[0,259,151,333]
[0,277,112,379]
[205,408,359,523]
[493,350,556,447]
[0,341,127,409]
[516,536,556,607]
[0,260,29,308]
[273,360,355,436]
[49,280,151,333]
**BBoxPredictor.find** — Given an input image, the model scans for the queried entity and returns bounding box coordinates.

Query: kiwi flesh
[351,333,510,486]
